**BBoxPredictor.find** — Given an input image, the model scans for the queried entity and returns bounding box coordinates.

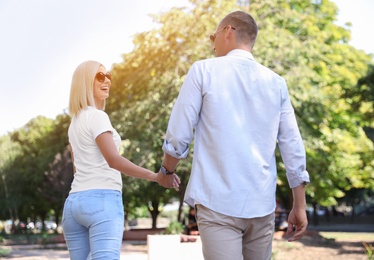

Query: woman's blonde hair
[68,60,102,116]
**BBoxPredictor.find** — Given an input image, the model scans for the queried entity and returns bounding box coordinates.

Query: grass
[319,232,374,260]
[272,232,374,260]
[363,242,373,260]
[0,247,12,257]
[320,232,374,241]
[0,232,63,245]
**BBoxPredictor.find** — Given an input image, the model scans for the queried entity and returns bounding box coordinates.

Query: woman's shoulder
[82,106,109,117]
[75,107,110,126]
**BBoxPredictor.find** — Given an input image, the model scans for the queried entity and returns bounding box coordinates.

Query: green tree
[3,116,55,229]
[42,114,72,227]
[2,0,372,230]
[107,0,374,227]
[107,0,238,227]
[2,114,71,231]
[250,0,374,222]
[0,135,21,226]
[344,64,374,142]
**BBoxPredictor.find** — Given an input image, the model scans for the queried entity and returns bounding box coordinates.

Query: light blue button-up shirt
[163,49,310,218]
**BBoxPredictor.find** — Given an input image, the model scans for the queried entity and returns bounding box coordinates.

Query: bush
[164,220,183,235]
[0,247,11,257]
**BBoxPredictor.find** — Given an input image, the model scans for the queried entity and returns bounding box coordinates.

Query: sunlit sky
[0,0,373,135]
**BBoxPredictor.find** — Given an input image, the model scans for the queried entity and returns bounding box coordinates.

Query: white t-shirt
[68,106,122,193]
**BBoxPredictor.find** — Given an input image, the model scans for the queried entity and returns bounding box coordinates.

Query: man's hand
[286,207,308,242]
[156,172,181,190]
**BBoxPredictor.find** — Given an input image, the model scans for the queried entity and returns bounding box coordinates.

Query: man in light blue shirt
[160,11,310,260]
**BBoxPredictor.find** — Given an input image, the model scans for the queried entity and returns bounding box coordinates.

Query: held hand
[156,172,181,190]
[286,208,308,242]
[172,173,181,191]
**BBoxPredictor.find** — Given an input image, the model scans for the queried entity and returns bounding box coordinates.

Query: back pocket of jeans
[79,193,105,215]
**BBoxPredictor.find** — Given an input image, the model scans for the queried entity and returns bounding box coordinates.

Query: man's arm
[162,153,180,173]
[286,183,308,242]
[157,153,181,190]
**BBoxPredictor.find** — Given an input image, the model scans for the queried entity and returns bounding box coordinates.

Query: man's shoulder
[257,62,284,77]
[191,56,231,70]
[194,56,221,65]
[191,55,286,83]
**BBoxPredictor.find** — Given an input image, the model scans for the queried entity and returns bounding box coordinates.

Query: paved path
[1,240,204,260]
[308,224,374,232]
[3,225,374,259]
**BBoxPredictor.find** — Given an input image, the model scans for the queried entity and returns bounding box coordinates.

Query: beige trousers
[195,204,274,260]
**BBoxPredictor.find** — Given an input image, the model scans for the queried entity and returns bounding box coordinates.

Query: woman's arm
[96,131,179,188]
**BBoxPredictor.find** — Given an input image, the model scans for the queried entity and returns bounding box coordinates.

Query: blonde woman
[62,60,180,259]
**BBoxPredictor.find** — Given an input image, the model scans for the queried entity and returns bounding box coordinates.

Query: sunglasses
[95,72,112,83]
[209,26,235,43]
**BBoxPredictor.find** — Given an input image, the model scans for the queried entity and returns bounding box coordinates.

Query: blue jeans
[62,189,124,260]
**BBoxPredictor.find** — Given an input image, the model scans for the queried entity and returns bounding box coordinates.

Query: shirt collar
[226,49,255,61]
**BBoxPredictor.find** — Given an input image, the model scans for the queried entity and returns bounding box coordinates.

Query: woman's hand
[156,172,181,190]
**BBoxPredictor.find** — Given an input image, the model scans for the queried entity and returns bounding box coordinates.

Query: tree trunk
[149,200,160,229]
[54,209,61,227]
[177,170,189,222]
[312,202,319,226]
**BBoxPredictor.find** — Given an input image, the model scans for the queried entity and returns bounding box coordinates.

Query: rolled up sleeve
[162,63,202,159]
[278,82,310,188]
